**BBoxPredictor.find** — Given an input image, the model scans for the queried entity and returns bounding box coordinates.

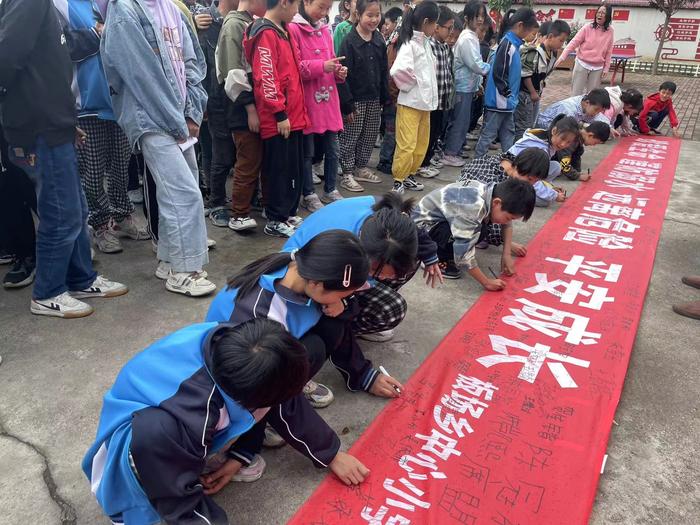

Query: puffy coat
[390,30,438,111]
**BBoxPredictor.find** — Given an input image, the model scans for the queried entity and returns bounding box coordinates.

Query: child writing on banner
[603,86,644,137]
[474,7,539,158]
[244,0,310,238]
[206,231,387,484]
[536,87,611,129]
[514,19,571,141]
[217,0,268,233]
[458,148,550,258]
[637,81,682,138]
[333,0,357,53]
[555,120,611,181]
[285,193,443,342]
[441,0,490,168]
[415,5,456,179]
[390,0,440,193]
[412,178,536,284]
[289,0,348,212]
[83,319,312,524]
[509,115,580,205]
[338,0,388,192]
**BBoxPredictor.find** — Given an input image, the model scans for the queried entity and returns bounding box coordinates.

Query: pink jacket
[560,23,615,73]
[288,14,344,134]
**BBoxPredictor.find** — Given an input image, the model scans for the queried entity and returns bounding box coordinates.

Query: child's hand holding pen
[370,366,403,398]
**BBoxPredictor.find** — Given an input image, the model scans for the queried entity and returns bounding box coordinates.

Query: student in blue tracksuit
[284,193,443,343]
[83,318,310,525]
[474,8,539,158]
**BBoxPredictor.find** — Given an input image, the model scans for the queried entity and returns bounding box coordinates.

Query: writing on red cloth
[288,137,680,525]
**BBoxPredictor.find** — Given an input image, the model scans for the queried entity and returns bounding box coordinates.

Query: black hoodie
[0,0,76,148]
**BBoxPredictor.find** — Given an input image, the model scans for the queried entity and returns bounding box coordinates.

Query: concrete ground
[1,72,699,525]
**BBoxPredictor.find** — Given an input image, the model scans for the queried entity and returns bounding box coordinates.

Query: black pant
[262,131,304,222]
[469,92,484,133]
[209,132,235,208]
[428,222,488,263]
[422,109,444,167]
[128,153,160,241]
[0,135,36,259]
[198,120,212,195]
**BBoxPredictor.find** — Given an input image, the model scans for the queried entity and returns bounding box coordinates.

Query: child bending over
[412,178,536,287]
[536,87,611,129]
[637,81,681,138]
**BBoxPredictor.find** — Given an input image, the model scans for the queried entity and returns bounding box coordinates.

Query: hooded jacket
[508,129,559,203]
[288,14,343,134]
[100,0,208,147]
[603,86,634,136]
[217,9,256,132]
[390,30,439,112]
[243,18,309,140]
[638,92,679,134]
[82,323,258,525]
[0,0,77,148]
[484,31,524,112]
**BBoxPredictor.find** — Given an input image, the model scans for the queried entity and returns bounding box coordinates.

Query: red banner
[558,8,575,20]
[289,137,680,525]
[585,8,597,19]
[612,10,629,22]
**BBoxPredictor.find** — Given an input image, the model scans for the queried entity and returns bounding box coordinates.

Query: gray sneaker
[264,220,295,238]
[92,227,123,254]
[111,215,150,240]
[209,206,230,228]
[300,193,324,212]
[303,380,334,408]
[321,190,344,203]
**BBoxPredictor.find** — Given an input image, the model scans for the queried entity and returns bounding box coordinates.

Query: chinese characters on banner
[289,137,680,525]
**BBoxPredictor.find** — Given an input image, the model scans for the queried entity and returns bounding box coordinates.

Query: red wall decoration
[558,8,575,20]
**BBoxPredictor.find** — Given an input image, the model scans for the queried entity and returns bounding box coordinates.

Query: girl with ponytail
[474,7,539,158]
[284,193,443,343]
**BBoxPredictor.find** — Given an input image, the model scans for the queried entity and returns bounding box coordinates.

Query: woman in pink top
[557,4,614,96]
[289,0,348,211]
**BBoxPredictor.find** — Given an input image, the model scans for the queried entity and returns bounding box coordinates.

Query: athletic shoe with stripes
[402,175,424,191]
[166,272,216,297]
[303,380,334,408]
[71,275,129,299]
[30,292,93,319]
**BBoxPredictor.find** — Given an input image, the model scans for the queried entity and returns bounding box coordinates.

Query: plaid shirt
[458,154,509,184]
[430,37,453,111]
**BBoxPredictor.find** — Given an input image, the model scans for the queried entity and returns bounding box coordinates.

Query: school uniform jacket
[484,31,523,112]
[508,129,559,202]
[82,322,259,525]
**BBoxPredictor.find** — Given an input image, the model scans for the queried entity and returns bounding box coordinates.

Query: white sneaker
[263,220,295,238]
[70,275,128,298]
[340,173,364,192]
[416,166,440,179]
[166,272,216,297]
[392,180,405,194]
[442,155,466,167]
[358,329,395,342]
[228,216,257,232]
[31,291,94,318]
[286,215,303,228]
[300,193,324,212]
[156,261,207,280]
[92,226,123,254]
[312,162,324,182]
[402,175,424,191]
[111,215,150,240]
[127,188,144,204]
[354,167,381,183]
[321,190,344,203]
[207,238,216,249]
[263,424,287,448]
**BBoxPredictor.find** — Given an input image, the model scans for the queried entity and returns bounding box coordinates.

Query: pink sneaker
[232,455,266,483]
[441,155,466,167]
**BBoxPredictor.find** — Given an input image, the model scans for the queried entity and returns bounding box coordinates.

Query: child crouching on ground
[536,87,611,129]
[412,178,536,288]
[555,120,610,181]
[458,148,550,260]
[636,80,681,138]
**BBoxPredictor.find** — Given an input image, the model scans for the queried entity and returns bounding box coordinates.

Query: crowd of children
[0,0,689,522]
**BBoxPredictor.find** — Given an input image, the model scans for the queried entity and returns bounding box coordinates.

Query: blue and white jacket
[82,323,258,525]
[484,31,524,112]
[207,265,379,392]
[53,0,115,120]
[508,129,559,202]
[283,196,439,268]
[100,0,208,147]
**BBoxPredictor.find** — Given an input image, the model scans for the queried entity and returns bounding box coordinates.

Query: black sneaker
[0,249,13,265]
[402,175,424,191]
[439,260,462,279]
[3,257,36,289]
[376,162,393,175]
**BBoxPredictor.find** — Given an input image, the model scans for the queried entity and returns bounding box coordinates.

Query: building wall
[365,2,700,63]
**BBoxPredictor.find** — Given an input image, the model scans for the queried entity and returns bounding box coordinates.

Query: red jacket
[244,19,309,140]
[638,92,678,134]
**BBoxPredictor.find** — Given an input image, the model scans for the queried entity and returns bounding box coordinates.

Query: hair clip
[290,249,298,262]
[342,264,352,288]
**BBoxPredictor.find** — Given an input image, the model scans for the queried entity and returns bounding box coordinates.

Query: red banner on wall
[289,137,680,525]
[585,8,597,19]
[558,8,575,20]
[613,10,630,22]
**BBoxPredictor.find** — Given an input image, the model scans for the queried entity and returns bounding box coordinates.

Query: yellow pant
[392,105,431,182]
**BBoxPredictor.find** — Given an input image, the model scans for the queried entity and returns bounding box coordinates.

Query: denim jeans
[10,137,96,300]
[474,109,515,157]
[648,108,670,130]
[303,131,339,196]
[139,133,208,272]
[514,91,540,141]
[378,105,396,166]
[444,91,474,156]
